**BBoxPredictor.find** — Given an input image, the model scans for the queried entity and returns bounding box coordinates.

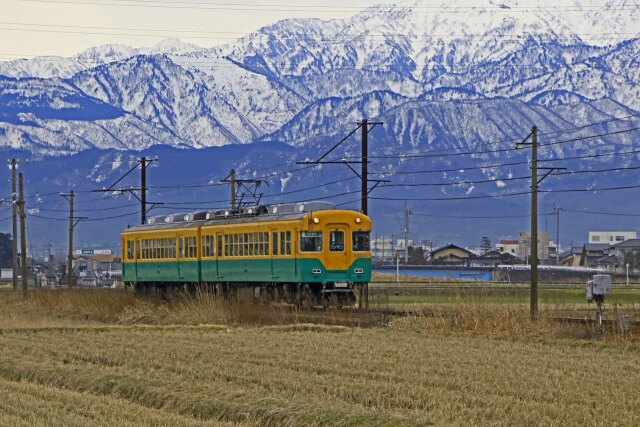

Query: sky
[1,0,392,59]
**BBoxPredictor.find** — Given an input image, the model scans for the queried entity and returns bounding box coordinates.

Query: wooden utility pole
[18,173,27,296]
[220,169,265,210]
[9,159,18,290]
[140,157,147,225]
[230,169,236,209]
[516,126,566,321]
[530,127,539,320]
[361,119,369,215]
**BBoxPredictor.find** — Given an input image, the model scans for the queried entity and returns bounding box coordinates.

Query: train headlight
[355,217,361,224]
[313,217,320,224]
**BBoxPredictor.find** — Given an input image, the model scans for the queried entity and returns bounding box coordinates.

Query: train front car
[296,208,372,307]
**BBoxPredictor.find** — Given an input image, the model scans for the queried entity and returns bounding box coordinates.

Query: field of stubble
[0,289,639,426]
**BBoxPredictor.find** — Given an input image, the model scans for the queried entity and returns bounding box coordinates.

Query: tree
[0,233,13,268]
[480,237,492,255]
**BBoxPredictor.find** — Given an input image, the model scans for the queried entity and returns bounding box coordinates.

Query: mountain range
[1,0,639,252]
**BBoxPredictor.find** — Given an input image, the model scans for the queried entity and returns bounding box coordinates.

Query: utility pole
[516,126,566,320]
[140,157,147,225]
[297,119,387,310]
[18,173,27,296]
[9,159,18,290]
[555,206,562,266]
[230,169,237,209]
[404,201,410,265]
[361,119,369,215]
[220,169,266,210]
[61,191,87,288]
[94,157,161,224]
[66,190,74,288]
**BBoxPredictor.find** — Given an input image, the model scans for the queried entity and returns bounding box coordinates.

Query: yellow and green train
[121,201,371,306]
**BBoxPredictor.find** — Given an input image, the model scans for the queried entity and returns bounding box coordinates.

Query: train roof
[123,201,352,232]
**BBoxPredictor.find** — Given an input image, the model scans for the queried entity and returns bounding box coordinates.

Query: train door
[215,233,221,278]
[270,228,278,278]
[326,224,350,271]
[134,238,140,278]
[177,235,184,278]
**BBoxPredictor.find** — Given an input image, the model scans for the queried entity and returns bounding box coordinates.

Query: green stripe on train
[123,257,371,283]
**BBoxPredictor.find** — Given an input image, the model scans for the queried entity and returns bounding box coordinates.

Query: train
[121,201,372,306]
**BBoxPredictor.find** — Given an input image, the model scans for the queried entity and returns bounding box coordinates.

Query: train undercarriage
[127,281,358,307]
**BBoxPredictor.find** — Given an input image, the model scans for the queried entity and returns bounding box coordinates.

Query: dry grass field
[1,289,639,426]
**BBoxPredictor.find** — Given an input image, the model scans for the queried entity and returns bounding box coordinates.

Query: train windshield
[300,231,323,252]
[352,231,370,251]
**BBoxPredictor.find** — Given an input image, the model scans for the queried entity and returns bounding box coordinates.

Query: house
[588,231,637,244]
[473,250,519,266]
[72,253,122,286]
[558,246,583,267]
[580,244,611,268]
[430,244,474,265]
[496,240,519,257]
[609,239,640,270]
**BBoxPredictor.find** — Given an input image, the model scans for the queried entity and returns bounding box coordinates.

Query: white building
[371,236,394,260]
[497,240,519,257]
[588,231,637,244]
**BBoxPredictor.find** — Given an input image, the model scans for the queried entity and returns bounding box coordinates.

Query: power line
[15,0,640,13]
[354,125,640,160]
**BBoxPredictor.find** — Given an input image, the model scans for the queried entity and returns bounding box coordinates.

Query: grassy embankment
[1,288,639,426]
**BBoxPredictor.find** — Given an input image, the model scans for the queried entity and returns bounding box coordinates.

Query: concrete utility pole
[18,173,27,296]
[555,206,562,266]
[66,190,74,288]
[404,201,410,265]
[61,191,86,288]
[9,159,18,290]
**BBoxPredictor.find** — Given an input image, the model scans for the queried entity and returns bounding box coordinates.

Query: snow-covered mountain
[1,0,640,246]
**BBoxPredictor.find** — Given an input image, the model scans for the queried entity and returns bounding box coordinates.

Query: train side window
[280,232,285,255]
[191,237,197,258]
[127,240,133,260]
[218,235,223,257]
[233,234,238,257]
[244,233,249,257]
[258,232,264,256]
[224,234,229,257]
[329,231,345,251]
[264,232,269,256]
[300,231,322,252]
[284,231,291,255]
[179,238,185,259]
[248,233,254,256]
[210,235,215,257]
[272,232,278,255]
